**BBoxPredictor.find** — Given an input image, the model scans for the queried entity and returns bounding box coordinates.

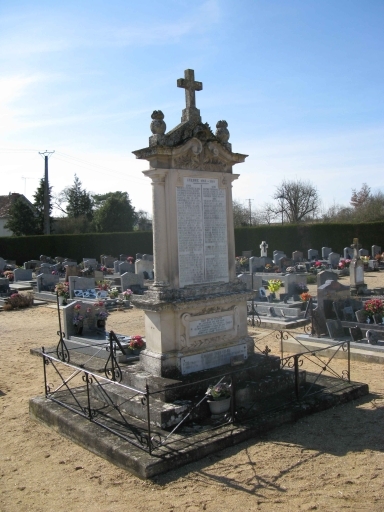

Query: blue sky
[1,0,383,217]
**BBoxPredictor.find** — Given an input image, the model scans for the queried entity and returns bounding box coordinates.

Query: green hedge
[0,231,153,265]
[234,221,384,257]
[1,221,383,265]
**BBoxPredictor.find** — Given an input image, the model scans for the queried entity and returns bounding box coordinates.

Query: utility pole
[38,150,54,235]
[246,198,253,226]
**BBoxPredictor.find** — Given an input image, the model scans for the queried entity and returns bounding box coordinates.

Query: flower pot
[132,348,141,355]
[208,397,231,415]
[58,295,64,305]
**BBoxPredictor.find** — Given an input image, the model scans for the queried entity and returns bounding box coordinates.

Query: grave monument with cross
[132,69,252,378]
[260,241,268,258]
[350,238,366,295]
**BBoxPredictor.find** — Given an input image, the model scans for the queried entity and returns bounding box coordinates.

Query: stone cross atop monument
[177,69,203,123]
[351,238,362,259]
[260,241,268,257]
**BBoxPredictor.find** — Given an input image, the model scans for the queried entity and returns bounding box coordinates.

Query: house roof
[0,193,34,217]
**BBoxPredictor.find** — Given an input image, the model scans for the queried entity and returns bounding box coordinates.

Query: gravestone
[0,277,10,294]
[260,241,268,257]
[142,254,154,261]
[68,276,96,299]
[135,258,154,278]
[317,279,350,319]
[368,260,379,270]
[65,265,79,280]
[359,248,369,257]
[64,261,77,267]
[83,258,98,268]
[292,251,303,262]
[237,273,263,292]
[273,251,286,265]
[326,319,345,340]
[120,254,129,261]
[121,271,144,291]
[322,247,332,259]
[101,255,116,267]
[0,257,6,271]
[372,245,381,258]
[350,238,365,294]
[343,247,353,260]
[249,256,262,272]
[13,268,33,282]
[242,250,252,258]
[308,249,318,261]
[284,273,307,296]
[317,270,337,287]
[136,253,143,260]
[36,273,59,293]
[131,68,251,378]
[119,261,135,274]
[278,256,294,271]
[113,261,120,273]
[328,252,340,268]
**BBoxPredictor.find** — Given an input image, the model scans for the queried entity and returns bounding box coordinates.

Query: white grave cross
[260,241,268,257]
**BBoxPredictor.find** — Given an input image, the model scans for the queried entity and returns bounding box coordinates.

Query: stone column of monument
[350,238,365,295]
[132,69,252,378]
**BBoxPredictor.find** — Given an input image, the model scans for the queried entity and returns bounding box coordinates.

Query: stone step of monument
[119,353,282,402]
[90,367,306,428]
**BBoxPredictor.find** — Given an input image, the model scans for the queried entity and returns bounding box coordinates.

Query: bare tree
[350,183,371,209]
[273,179,320,223]
[232,199,260,227]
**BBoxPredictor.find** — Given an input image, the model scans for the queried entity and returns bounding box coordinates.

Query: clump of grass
[3,293,34,311]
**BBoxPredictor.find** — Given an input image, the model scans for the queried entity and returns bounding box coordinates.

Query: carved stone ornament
[150,110,166,135]
[171,137,240,172]
[215,120,230,144]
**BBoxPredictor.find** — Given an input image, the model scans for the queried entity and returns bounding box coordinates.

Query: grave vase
[58,295,64,305]
[208,397,231,415]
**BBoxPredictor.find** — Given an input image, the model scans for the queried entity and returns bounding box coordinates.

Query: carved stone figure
[150,110,166,135]
[215,120,230,144]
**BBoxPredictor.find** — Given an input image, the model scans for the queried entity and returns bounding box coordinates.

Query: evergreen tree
[33,178,53,234]
[63,175,94,220]
[4,198,37,236]
[93,191,136,233]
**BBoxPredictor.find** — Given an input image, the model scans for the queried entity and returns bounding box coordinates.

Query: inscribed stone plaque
[176,177,229,287]
[181,343,247,375]
[189,315,233,337]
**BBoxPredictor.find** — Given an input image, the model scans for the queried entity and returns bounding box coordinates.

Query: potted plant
[267,279,282,300]
[206,382,231,414]
[55,282,69,305]
[73,304,84,335]
[129,335,145,355]
[122,289,133,303]
[94,302,109,329]
[108,287,119,299]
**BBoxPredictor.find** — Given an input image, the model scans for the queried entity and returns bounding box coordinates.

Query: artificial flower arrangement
[300,292,312,302]
[96,309,109,320]
[108,287,119,299]
[338,258,351,269]
[127,256,134,264]
[206,382,231,401]
[122,289,133,300]
[129,335,144,350]
[55,282,69,298]
[96,280,110,291]
[363,299,384,319]
[267,279,282,294]
[4,292,33,311]
[73,304,84,325]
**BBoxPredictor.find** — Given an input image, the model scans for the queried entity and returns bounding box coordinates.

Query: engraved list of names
[177,178,229,287]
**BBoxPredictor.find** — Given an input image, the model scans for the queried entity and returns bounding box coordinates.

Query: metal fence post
[85,372,93,420]
[347,340,351,382]
[42,347,48,397]
[230,374,235,425]
[294,355,300,398]
[146,383,152,455]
